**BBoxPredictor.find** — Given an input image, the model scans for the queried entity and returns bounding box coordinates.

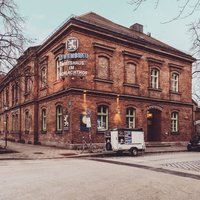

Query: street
[0,152,200,200]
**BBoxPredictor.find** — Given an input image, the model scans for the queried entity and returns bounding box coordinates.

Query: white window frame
[151,69,159,89]
[25,111,30,132]
[171,73,179,92]
[126,108,136,128]
[56,105,63,131]
[97,105,108,131]
[42,109,47,131]
[56,59,64,80]
[171,112,178,132]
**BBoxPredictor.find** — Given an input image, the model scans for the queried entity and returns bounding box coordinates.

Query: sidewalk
[0,140,187,160]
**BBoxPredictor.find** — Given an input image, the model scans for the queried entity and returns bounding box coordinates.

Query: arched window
[97,56,109,79]
[150,69,159,89]
[41,108,47,132]
[40,67,47,88]
[56,58,64,80]
[171,112,178,132]
[56,105,63,131]
[171,73,179,92]
[126,63,136,84]
[97,105,108,131]
[25,111,30,132]
[24,70,31,94]
[126,108,136,128]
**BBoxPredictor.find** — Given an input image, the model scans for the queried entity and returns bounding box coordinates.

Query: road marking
[162,160,200,172]
[88,158,200,180]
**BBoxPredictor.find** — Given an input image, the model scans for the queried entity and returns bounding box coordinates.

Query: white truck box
[105,128,145,156]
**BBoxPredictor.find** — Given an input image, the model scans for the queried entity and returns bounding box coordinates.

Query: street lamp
[3,106,8,148]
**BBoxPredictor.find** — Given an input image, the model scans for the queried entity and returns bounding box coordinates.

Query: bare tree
[0,0,30,71]
[129,0,200,104]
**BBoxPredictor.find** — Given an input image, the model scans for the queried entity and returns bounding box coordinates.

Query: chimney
[130,23,143,33]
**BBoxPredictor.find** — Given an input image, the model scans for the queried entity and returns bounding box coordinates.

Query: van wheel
[106,142,112,151]
[130,148,138,156]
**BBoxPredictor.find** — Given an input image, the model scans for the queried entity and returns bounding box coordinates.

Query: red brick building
[0,12,196,148]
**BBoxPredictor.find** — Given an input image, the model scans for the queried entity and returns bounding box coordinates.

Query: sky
[16,0,199,55]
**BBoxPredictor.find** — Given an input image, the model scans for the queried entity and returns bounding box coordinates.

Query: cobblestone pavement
[162,160,200,172]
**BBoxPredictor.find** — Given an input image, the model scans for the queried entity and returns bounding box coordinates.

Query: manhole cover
[60,153,76,156]
[33,152,44,154]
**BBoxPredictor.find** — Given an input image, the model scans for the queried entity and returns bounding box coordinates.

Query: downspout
[33,54,39,144]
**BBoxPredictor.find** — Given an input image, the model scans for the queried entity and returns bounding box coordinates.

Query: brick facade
[0,12,196,148]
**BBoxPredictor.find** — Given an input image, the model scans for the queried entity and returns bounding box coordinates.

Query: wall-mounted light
[116,107,120,114]
[147,111,153,119]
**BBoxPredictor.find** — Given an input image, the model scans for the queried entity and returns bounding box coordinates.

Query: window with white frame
[97,105,108,131]
[41,67,47,88]
[11,83,19,105]
[25,111,30,132]
[126,108,136,128]
[126,63,136,84]
[42,108,47,131]
[150,69,159,89]
[56,58,64,80]
[56,105,63,131]
[171,73,179,92]
[171,112,178,132]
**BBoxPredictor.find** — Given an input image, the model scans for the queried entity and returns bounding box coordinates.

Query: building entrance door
[147,109,162,142]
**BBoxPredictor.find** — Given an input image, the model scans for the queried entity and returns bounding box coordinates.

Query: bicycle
[80,136,93,154]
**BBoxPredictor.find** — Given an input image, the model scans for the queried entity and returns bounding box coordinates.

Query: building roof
[74,12,195,61]
[36,12,195,62]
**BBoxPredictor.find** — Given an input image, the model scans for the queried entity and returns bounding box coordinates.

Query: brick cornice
[37,87,193,107]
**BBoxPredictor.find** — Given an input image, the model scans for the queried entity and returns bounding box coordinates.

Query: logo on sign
[66,37,79,52]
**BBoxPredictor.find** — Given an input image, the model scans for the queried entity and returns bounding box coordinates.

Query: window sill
[97,129,108,133]
[170,90,181,95]
[171,131,180,135]
[123,83,140,88]
[148,87,162,92]
[41,130,47,134]
[40,86,48,91]
[55,130,63,134]
[94,78,113,84]
[10,131,20,134]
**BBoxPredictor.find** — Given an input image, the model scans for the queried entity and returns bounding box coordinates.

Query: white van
[105,128,145,156]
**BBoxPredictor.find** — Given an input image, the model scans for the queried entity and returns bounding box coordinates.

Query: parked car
[187,135,200,151]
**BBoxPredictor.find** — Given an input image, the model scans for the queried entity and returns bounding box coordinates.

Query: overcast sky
[17,0,199,55]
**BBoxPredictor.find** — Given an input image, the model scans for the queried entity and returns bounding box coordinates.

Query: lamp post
[4,106,8,148]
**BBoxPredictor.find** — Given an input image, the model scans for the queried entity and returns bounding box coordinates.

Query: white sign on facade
[86,116,91,128]
[58,37,89,78]
[66,37,79,52]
